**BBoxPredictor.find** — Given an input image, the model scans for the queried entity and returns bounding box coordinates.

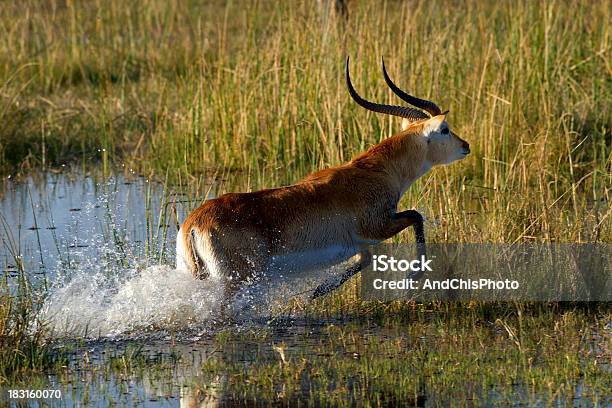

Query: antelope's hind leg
[310,247,372,300]
[207,230,271,303]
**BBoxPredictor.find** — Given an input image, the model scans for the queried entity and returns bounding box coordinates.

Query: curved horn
[346,57,429,122]
[381,57,442,117]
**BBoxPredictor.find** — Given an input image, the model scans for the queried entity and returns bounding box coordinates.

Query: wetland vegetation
[0,0,610,406]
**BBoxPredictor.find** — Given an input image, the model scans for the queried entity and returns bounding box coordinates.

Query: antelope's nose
[462,141,470,155]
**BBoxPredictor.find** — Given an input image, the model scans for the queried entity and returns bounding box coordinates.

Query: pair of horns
[346,57,442,122]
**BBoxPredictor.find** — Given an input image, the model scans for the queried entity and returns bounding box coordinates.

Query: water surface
[1,172,608,407]
[0,171,345,338]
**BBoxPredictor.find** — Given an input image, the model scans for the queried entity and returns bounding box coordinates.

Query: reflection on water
[53,339,227,407]
[18,321,371,407]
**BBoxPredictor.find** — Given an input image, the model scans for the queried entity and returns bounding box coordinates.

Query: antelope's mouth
[462,148,471,156]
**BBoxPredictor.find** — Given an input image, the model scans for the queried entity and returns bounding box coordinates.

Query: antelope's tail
[176,227,207,279]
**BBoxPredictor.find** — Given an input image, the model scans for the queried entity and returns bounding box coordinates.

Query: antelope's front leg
[372,210,427,275]
[382,210,423,239]
[390,210,428,279]
[393,209,426,252]
[360,209,426,255]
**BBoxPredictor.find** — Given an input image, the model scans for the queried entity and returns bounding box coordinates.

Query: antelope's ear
[423,113,448,136]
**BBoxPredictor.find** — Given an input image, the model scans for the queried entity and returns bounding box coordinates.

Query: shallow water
[0,172,177,277]
[0,173,228,338]
[1,172,609,407]
[0,171,344,339]
[0,172,393,406]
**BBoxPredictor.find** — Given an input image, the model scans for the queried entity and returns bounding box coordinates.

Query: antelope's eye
[441,128,449,134]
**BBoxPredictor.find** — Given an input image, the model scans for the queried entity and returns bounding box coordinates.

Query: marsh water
[0,171,373,406]
[1,172,341,336]
[1,172,609,407]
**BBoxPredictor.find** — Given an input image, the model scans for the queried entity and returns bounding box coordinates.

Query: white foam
[38,265,224,339]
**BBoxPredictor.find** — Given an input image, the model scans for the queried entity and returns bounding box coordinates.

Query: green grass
[4,303,607,406]
[194,304,610,406]
[0,0,609,242]
[0,0,610,403]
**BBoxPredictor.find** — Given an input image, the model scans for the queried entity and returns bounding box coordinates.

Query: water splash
[2,173,344,339]
[0,173,225,339]
[38,265,224,339]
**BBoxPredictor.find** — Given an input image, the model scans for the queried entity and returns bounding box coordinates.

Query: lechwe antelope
[176,57,470,300]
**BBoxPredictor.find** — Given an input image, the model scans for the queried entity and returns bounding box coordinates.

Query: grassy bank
[0,0,610,242]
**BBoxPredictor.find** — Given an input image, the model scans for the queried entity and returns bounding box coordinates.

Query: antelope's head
[346,57,470,167]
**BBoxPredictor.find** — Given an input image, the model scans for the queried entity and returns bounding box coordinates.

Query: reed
[0,212,55,382]
[0,0,609,394]
[0,0,609,243]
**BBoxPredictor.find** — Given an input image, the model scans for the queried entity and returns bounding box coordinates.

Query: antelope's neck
[384,135,431,199]
[350,132,430,203]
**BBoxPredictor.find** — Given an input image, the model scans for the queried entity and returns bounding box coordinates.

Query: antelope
[176,58,470,301]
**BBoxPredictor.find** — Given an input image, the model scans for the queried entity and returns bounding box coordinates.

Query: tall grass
[0,0,610,242]
[0,210,56,382]
[0,2,609,392]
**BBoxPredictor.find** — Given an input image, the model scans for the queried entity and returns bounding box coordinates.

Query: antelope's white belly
[268,245,359,276]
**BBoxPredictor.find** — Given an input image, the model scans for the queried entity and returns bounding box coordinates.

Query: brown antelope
[176,58,470,300]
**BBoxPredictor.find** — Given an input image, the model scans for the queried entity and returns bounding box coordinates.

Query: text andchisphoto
[372,278,520,290]
[371,254,520,291]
